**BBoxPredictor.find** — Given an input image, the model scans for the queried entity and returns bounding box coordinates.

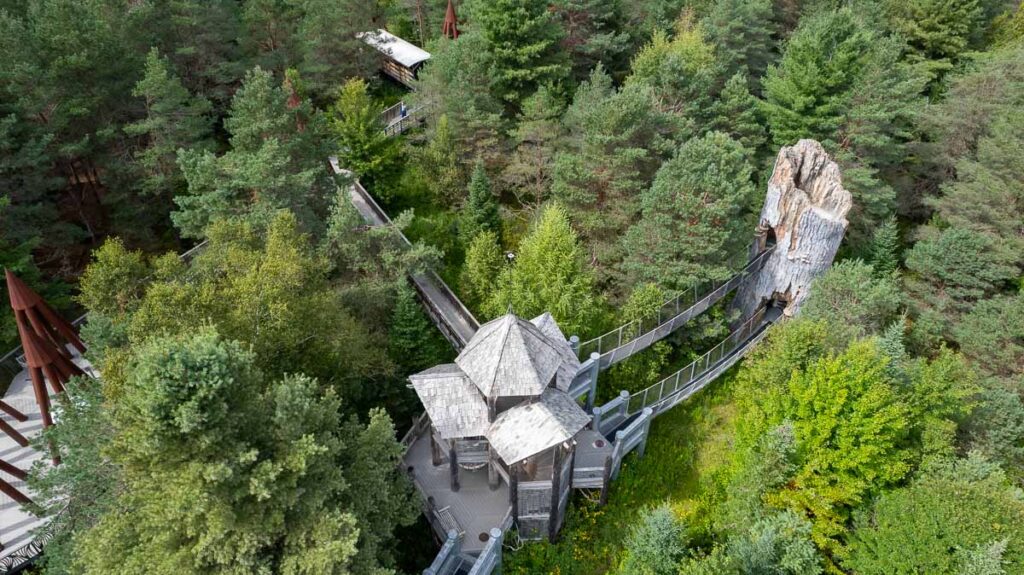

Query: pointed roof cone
[442,0,460,39]
[6,269,85,354]
[455,313,563,398]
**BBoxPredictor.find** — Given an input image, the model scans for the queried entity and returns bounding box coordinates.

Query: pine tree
[294,0,384,101]
[622,132,756,291]
[553,0,632,82]
[486,204,600,336]
[475,0,569,107]
[463,161,501,241]
[502,86,565,212]
[416,114,464,205]
[702,0,777,86]
[125,48,214,201]
[330,77,401,191]
[174,67,333,238]
[552,65,668,280]
[710,72,768,163]
[621,504,688,575]
[884,0,985,90]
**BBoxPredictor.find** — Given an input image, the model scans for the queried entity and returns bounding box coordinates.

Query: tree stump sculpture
[735,139,852,317]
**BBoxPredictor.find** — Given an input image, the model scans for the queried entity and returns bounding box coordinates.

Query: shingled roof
[455,314,563,398]
[409,364,489,439]
[530,312,582,392]
[487,389,591,464]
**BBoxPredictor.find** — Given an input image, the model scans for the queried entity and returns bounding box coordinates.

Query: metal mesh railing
[577,245,774,367]
[626,306,773,417]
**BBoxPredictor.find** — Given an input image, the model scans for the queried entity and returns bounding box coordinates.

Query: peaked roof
[455,314,563,398]
[409,364,489,440]
[357,29,431,68]
[530,313,581,392]
[442,0,460,39]
[488,389,591,464]
[6,269,85,354]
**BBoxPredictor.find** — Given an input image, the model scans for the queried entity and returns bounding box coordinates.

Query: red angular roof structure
[442,0,460,39]
[6,270,86,433]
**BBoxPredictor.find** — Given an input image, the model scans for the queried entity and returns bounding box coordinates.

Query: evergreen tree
[553,0,632,82]
[388,281,449,377]
[868,216,901,277]
[884,0,985,90]
[463,161,501,241]
[72,329,412,575]
[330,77,401,191]
[622,132,756,291]
[416,114,465,205]
[125,48,213,201]
[952,293,1024,388]
[486,204,600,336]
[801,260,902,347]
[621,504,688,575]
[728,511,822,575]
[702,0,777,86]
[461,230,504,310]
[412,31,505,168]
[552,65,669,281]
[293,0,384,101]
[845,454,1024,574]
[174,67,333,238]
[502,86,565,212]
[710,72,768,163]
[475,0,569,107]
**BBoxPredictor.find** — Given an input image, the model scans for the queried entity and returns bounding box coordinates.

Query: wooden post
[637,408,654,458]
[611,430,625,480]
[488,446,500,491]
[0,418,28,447]
[510,462,519,525]
[591,405,603,433]
[569,335,580,355]
[449,443,460,492]
[548,444,563,542]
[585,352,601,411]
[599,454,612,506]
[0,458,27,481]
[618,390,630,419]
[0,400,27,422]
[430,428,443,466]
[491,528,504,573]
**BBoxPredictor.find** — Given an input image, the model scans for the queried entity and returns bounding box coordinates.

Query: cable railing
[577,245,775,368]
[625,306,774,417]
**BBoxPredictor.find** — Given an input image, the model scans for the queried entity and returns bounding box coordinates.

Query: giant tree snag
[735,139,852,317]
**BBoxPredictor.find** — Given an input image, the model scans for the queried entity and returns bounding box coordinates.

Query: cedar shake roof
[409,364,489,439]
[487,389,590,464]
[530,312,581,393]
[455,314,563,398]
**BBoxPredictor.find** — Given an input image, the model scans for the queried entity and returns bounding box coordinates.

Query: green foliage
[717,424,797,536]
[710,72,769,162]
[124,48,213,200]
[553,0,632,82]
[461,230,504,310]
[801,259,902,346]
[905,228,1018,336]
[622,131,756,291]
[416,115,465,205]
[884,0,985,88]
[486,203,600,337]
[952,293,1024,387]
[992,4,1024,46]
[503,86,565,212]
[474,0,569,106]
[738,339,914,554]
[845,453,1024,574]
[964,386,1024,481]
[619,504,688,575]
[72,328,412,575]
[702,0,777,84]
[463,161,501,240]
[330,77,401,191]
[175,67,332,239]
[553,65,669,280]
[76,237,152,317]
[867,216,901,277]
[389,280,449,375]
[727,511,822,575]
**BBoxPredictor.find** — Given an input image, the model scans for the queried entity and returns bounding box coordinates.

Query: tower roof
[442,0,460,39]
[5,270,42,311]
[455,314,563,398]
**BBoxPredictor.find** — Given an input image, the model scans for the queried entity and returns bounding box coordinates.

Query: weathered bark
[735,140,852,317]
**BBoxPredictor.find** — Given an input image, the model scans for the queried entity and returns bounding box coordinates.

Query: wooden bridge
[334,170,788,574]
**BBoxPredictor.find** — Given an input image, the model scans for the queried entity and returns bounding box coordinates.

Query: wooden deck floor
[404,430,510,553]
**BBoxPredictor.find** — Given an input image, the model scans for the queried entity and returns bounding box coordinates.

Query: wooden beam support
[0,477,32,506]
[548,444,564,543]
[0,400,28,422]
[510,462,519,525]
[0,458,28,481]
[0,418,28,447]
[448,444,459,492]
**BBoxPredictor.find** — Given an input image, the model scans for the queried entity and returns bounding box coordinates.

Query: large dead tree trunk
[735,139,852,318]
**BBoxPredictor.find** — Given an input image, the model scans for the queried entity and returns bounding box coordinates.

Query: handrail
[625,306,774,417]
[578,245,774,368]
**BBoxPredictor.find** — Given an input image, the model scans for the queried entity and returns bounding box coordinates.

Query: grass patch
[504,373,740,575]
